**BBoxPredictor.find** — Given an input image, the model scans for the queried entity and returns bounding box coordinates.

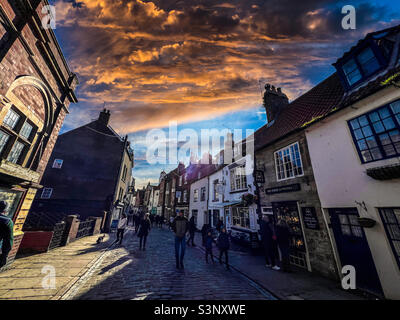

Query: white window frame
[41,188,53,199]
[193,189,198,202]
[230,164,247,192]
[274,142,304,182]
[52,159,63,169]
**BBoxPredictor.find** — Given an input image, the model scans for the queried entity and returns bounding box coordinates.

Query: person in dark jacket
[260,215,280,270]
[172,211,189,269]
[204,231,215,264]
[217,227,230,270]
[216,218,223,233]
[0,201,13,268]
[134,214,141,233]
[201,223,210,246]
[137,214,151,250]
[187,216,196,247]
[276,218,291,272]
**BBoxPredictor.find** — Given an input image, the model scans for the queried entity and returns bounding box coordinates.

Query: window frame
[52,159,63,169]
[274,142,304,182]
[348,100,400,164]
[337,41,388,90]
[378,208,400,269]
[200,187,206,202]
[193,189,198,202]
[229,164,248,192]
[41,188,53,199]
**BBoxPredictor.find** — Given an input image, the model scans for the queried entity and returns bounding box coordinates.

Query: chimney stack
[263,84,289,123]
[98,108,111,126]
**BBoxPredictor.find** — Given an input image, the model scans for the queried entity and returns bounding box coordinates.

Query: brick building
[29,109,134,232]
[0,0,77,266]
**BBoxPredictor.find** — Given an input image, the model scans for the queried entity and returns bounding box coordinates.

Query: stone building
[0,0,77,266]
[254,82,340,280]
[29,109,134,231]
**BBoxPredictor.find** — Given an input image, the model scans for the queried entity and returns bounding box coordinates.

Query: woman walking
[137,213,151,250]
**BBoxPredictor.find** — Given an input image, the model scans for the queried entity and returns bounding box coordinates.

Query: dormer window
[342,47,381,87]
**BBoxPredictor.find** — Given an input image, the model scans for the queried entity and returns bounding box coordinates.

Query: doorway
[328,207,383,296]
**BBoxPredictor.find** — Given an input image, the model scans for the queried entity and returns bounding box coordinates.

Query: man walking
[0,201,13,268]
[260,215,280,270]
[116,213,127,245]
[172,210,189,269]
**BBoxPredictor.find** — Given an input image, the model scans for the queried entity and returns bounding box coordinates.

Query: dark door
[329,208,383,296]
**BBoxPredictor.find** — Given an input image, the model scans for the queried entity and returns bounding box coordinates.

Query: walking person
[116,213,127,245]
[138,213,151,250]
[205,231,215,264]
[217,227,230,270]
[187,215,196,247]
[172,210,189,269]
[216,218,223,233]
[276,218,291,272]
[260,215,280,270]
[159,215,164,228]
[0,201,13,268]
[134,214,141,233]
[201,223,210,247]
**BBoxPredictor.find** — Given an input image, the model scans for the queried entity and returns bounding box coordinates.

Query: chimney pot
[98,108,111,126]
[263,84,289,123]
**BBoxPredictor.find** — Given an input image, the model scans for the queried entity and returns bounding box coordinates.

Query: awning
[209,201,242,209]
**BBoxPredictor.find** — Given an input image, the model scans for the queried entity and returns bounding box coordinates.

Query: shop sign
[265,183,300,195]
[301,207,320,230]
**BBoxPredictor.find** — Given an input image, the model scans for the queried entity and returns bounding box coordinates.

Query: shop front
[271,201,308,269]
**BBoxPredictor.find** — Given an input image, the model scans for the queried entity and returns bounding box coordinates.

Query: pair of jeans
[205,248,214,263]
[139,235,147,249]
[175,236,186,266]
[219,249,228,266]
[187,231,195,246]
[116,228,125,244]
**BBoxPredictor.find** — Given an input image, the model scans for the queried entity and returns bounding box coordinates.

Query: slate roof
[255,64,400,152]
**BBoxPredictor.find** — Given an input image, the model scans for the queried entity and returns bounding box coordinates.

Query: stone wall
[256,131,338,280]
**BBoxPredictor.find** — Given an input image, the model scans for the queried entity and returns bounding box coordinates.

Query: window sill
[230,189,247,194]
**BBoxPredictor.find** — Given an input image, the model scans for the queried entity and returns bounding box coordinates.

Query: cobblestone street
[70,227,274,300]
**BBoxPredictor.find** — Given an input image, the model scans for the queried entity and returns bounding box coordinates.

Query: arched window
[0,106,38,165]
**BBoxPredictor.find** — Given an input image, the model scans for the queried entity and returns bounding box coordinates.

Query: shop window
[274,142,304,181]
[349,100,400,163]
[52,159,63,169]
[230,164,247,191]
[232,207,250,229]
[41,188,53,199]
[379,208,400,268]
[191,209,198,222]
[338,214,363,237]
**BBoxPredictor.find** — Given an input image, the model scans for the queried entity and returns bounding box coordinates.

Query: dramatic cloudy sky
[51,0,400,188]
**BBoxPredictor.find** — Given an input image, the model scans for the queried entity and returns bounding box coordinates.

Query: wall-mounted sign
[255,170,265,183]
[265,183,300,195]
[301,207,320,230]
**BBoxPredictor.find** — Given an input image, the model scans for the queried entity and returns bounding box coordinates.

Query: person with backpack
[217,227,230,270]
[0,201,13,268]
